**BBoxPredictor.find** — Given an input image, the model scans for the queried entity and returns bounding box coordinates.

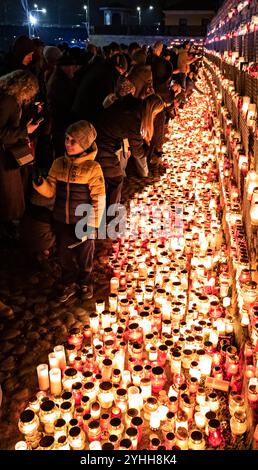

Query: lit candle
[110,277,120,293]
[49,368,62,396]
[199,354,212,376]
[194,412,206,429]
[150,411,161,431]
[48,352,59,370]
[54,345,66,370]
[37,364,49,391]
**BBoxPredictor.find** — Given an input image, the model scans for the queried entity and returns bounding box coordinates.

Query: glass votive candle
[151,366,166,394]
[82,413,91,433]
[175,427,188,450]
[131,416,143,443]
[54,418,67,440]
[60,401,74,424]
[18,409,39,437]
[143,396,158,421]
[164,432,175,450]
[90,401,101,420]
[188,429,206,450]
[88,420,101,442]
[96,299,105,314]
[168,395,178,414]
[108,417,124,439]
[208,392,219,412]
[194,411,206,429]
[188,377,199,395]
[114,387,128,413]
[175,409,188,431]
[38,435,55,450]
[39,400,59,434]
[229,394,245,416]
[230,411,248,436]
[119,439,132,450]
[68,426,85,450]
[196,387,206,405]
[180,394,195,421]
[89,441,102,450]
[67,328,83,350]
[54,345,67,370]
[248,383,258,404]
[125,427,138,450]
[62,368,79,391]
[89,313,99,333]
[99,381,114,409]
[170,349,182,374]
[208,419,222,447]
[15,441,28,450]
[110,277,120,293]
[150,411,161,431]
[128,385,142,410]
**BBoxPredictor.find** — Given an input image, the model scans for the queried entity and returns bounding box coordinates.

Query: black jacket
[72,61,120,124]
[95,95,145,177]
[47,67,76,131]
[148,54,173,103]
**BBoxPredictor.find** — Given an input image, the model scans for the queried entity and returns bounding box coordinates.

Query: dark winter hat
[43,46,62,64]
[66,121,97,150]
[132,49,147,65]
[13,35,34,62]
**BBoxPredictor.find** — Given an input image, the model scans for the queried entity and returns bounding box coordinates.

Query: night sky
[0,0,225,25]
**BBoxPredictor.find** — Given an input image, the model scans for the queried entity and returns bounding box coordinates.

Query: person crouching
[33,120,105,301]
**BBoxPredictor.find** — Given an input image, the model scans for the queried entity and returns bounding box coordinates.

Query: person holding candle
[95,93,164,211]
[33,120,105,301]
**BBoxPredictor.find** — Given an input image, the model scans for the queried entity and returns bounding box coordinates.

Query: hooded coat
[33,143,105,228]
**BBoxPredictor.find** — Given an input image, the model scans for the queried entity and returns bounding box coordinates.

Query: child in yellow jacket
[33,120,105,301]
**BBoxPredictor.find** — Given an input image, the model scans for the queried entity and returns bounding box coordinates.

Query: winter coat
[0,93,28,220]
[127,64,153,99]
[95,94,147,178]
[147,54,172,103]
[33,143,105,228]
[46,67,76,132]
[72,61,120,124]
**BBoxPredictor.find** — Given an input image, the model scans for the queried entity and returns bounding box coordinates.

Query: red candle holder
[151,366,166,394]
[208,419,223,447]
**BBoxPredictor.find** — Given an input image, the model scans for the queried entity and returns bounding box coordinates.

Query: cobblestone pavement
[0,171,163,450]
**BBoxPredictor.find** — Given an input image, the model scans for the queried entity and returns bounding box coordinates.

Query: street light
[149,5,154,10]
[27,6,47,37]
[137,6,141,25]
[83,3,90,37]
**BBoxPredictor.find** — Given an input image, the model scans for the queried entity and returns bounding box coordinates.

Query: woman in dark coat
[95,92,164,209]
[0,69,39,235]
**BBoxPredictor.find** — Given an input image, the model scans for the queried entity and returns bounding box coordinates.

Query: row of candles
[204,63,258,444]
[204,55,257,132]
[205,56,258,230]
[16,80,258,450]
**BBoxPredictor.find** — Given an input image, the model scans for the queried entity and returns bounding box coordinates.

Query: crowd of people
[0,35,203,302]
